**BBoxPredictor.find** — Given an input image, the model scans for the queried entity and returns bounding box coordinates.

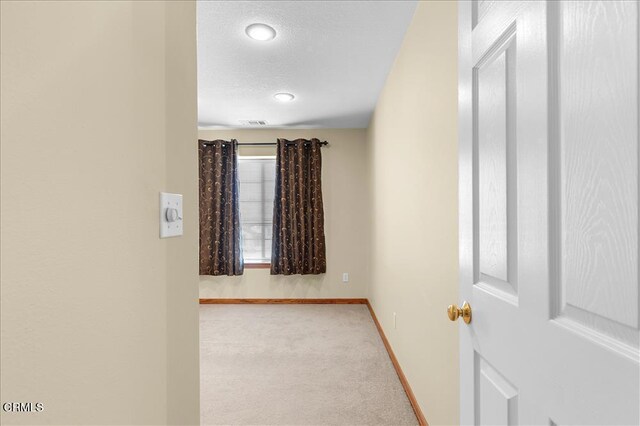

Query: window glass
[238,157,276,263]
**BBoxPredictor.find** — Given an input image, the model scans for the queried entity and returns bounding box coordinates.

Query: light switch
[160,192,183,238]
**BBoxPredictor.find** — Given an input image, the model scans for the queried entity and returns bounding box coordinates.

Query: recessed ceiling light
[274,92,295,102]
[245,23,276,41]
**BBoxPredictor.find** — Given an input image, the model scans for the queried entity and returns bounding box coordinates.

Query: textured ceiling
[197,1,417,129]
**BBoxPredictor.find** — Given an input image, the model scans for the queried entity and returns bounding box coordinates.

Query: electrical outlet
[393,312,397,329]
[342,273,349,283]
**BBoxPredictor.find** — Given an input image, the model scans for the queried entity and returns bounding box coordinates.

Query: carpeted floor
[200,304,418,425]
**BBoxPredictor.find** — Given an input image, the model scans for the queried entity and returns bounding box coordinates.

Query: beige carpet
[200,304,418,426]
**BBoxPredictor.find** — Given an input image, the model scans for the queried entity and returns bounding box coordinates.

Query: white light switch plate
[160,192,183,238]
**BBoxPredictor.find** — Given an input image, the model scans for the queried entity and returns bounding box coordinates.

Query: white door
[458,1,639,424]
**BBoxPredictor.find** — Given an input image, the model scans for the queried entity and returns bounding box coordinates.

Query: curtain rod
[200,141,328,147]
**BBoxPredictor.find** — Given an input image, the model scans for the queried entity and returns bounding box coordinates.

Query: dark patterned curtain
[271,138,326,275]
[198,139,243,276]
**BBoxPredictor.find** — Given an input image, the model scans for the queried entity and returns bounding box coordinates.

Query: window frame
[238,155,276,268]
[244,262,271,269]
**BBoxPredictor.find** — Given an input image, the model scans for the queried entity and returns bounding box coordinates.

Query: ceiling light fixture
[245,23,276,41]
[274,92,295,102]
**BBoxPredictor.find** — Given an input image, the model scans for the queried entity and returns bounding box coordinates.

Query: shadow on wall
[198,109,372,130]
[200,270,327,298]
[282,109,373,129]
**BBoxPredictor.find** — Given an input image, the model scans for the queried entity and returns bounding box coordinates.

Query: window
[238,156,276,265]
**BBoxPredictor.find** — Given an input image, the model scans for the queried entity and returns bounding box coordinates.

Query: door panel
[550,0,639,351]
[459,1,639,424]
[476,27,518,301]
[476,354,518,426]
[478,47,510,284]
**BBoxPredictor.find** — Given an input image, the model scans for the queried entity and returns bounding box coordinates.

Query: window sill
[244,263,271,269]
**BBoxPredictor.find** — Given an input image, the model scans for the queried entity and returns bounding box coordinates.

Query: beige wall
[366,2,459,425]
[164,2,200,424]
[198,129,369,299]
[0,2,199,425]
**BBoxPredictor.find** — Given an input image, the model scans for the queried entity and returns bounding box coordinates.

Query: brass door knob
[447,301,472,324]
